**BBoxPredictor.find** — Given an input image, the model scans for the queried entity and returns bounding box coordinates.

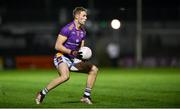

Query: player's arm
[80,40,85,47]
[55,34,71,54]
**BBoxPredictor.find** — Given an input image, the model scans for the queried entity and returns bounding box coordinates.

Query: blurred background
[0,0,180,69]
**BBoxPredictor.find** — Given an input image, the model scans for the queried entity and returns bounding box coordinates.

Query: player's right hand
[70,50,82,59]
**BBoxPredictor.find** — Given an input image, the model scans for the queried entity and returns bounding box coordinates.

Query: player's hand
[70,50,83,59]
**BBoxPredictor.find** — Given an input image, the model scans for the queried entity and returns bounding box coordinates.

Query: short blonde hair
[73,7,87,18]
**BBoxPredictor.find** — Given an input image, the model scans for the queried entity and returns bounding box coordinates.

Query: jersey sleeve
[82,28,86,40]
[82,32,86,40]
[59,26,70,37]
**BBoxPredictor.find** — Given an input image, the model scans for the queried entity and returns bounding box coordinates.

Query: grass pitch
[0,68,180,108]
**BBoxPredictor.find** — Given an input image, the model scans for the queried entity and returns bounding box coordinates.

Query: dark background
[0,0,180,68]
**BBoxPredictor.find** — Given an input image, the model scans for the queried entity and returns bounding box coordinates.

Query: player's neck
[74,19,81,30]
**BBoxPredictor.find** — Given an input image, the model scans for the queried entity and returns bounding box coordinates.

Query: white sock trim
[84,92,90,96]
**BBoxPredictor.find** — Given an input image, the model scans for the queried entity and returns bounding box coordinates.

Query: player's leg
[86,65,98,88]
[81,65,98,104]
[35,63,70,104]
[73,62,98,104]
[46,63,70,91]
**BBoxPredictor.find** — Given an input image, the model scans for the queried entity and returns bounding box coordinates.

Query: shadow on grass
[60,100,80,104]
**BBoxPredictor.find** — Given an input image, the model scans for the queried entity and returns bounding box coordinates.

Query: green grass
[0,68,180,108]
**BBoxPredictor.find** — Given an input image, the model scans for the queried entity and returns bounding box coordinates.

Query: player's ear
[74,14,78,19]
[75,13,81,19]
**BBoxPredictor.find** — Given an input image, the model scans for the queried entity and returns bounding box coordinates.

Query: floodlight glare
[111,19,121,29]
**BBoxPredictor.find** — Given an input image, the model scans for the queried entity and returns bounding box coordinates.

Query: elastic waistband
[55,52,74,62]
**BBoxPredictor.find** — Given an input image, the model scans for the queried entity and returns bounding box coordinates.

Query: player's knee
[61,74,70,81]
[90,65,98,75]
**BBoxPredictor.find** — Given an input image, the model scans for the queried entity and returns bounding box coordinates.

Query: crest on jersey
[76,39,79,43]
[71,32,76,35]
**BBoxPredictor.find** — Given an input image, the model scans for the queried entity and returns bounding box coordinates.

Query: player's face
[77,11,87,25]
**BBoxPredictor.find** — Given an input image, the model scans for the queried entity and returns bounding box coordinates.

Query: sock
[83,88,91,98]
[41,88,48,95]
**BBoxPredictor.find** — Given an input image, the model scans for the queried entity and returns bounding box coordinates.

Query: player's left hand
[71,50,83,59]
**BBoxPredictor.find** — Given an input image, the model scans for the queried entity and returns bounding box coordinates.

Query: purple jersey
[59,21,86,58]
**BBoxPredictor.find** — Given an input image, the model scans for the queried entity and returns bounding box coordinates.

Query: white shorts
[53,53,82,71]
